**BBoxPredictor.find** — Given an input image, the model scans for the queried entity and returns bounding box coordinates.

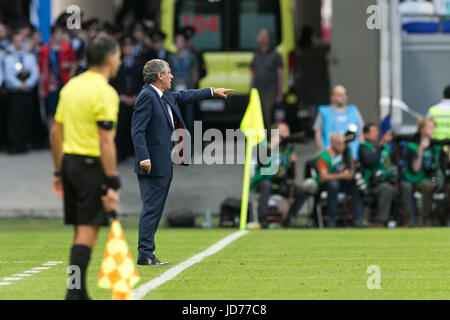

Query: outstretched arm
[174,88,234,105]
[213,88,234,99]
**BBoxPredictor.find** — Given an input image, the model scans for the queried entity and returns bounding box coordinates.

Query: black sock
[66,245,92,300]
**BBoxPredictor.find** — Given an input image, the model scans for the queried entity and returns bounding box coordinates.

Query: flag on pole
[240,88,266,147]
[239,89,266,230]
[98,220,140,300]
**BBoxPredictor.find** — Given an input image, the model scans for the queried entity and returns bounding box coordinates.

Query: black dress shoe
[137,257,171,266]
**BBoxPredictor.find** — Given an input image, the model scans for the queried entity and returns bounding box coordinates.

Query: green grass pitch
[0,219,448,300]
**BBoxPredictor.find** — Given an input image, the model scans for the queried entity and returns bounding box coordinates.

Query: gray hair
[330,132,344,144]
[143,59,169,84]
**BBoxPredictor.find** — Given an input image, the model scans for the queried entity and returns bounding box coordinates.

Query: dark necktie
[162,96,185,164]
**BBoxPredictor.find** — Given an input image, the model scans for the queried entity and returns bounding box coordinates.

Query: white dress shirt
[151,84,175,128]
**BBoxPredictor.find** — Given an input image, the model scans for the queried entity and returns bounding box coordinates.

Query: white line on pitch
[43,261,63,266]
[133,230,249,300]
[2,278,22,281]
[0,261,64,289]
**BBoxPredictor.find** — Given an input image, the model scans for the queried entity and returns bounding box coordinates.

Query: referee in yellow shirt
[50,34,122,300]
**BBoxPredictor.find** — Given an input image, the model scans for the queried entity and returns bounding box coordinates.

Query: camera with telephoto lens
[430,138,450,147]
[350,163,368,196]
[344,124,358,145]
[342,125,368,195]
[370,170,396,187]
[279,132,306,148]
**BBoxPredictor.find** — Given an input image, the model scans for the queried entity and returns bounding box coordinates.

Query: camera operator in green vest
[251,122,307,228]
[358,124,413,227]
[404,117,449,226]
[315,132,364,228]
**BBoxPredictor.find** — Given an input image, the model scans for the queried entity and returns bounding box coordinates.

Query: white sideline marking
[3,278,21,281]
[43,261,63,266]
[0,261,63,289]
[133,230,249,300]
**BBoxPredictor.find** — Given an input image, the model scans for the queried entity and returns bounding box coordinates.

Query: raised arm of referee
[50,34,122,300]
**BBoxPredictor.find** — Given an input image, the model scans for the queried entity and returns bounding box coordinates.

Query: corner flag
[240,88,266,147]
[239,89,266,230]
[98,220,140,300]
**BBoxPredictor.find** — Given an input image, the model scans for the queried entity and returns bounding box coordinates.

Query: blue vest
[319,105,361,159]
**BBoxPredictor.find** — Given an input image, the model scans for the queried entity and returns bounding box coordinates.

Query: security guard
[4,29,40,154]
[111,34,144,162]
[50,34,122,300]
[428,85,450,140]
[427,85,450,226]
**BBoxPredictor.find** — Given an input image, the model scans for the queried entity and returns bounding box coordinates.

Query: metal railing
[401,13,450,33]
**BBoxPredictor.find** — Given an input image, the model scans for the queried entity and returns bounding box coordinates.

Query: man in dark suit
[131,59,233,266]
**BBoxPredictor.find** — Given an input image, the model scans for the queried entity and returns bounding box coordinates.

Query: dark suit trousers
[137,173,173,260]
[8,91,33,152]
[115,103,134,161]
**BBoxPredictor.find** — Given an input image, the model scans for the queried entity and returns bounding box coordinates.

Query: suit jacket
[131,84,212,177]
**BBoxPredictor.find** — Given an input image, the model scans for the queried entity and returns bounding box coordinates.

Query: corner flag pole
[239,88,266,231]
[239,135,254,231]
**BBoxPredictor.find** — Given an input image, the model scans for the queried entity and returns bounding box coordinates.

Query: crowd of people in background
[0,12,206,161]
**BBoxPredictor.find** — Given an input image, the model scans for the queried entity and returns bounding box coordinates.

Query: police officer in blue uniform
[3,29,39,154]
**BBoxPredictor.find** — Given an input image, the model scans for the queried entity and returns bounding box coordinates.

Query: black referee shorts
[61,154,110,226]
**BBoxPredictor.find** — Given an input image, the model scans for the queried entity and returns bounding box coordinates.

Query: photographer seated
[358,124,413,227]
[404,118,448,226]
[315,132,364,228]
[251,122,306,228]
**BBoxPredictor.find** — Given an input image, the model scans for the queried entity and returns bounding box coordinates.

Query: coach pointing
[132,59,233,266]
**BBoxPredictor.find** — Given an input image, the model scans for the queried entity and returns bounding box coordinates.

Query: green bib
[404,142,441,185]
[314,149,346,184]
[361,141,397,187]
[251,144,294,191]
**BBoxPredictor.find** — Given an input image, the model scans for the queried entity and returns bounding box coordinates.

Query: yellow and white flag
[240,88,266,147]
[98,220,140,300]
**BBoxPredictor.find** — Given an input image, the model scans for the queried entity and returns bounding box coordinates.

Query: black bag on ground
[220,197,252,228]
[166,210,195,228]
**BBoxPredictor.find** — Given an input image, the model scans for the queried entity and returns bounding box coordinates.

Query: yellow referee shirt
[55,70,119,157]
